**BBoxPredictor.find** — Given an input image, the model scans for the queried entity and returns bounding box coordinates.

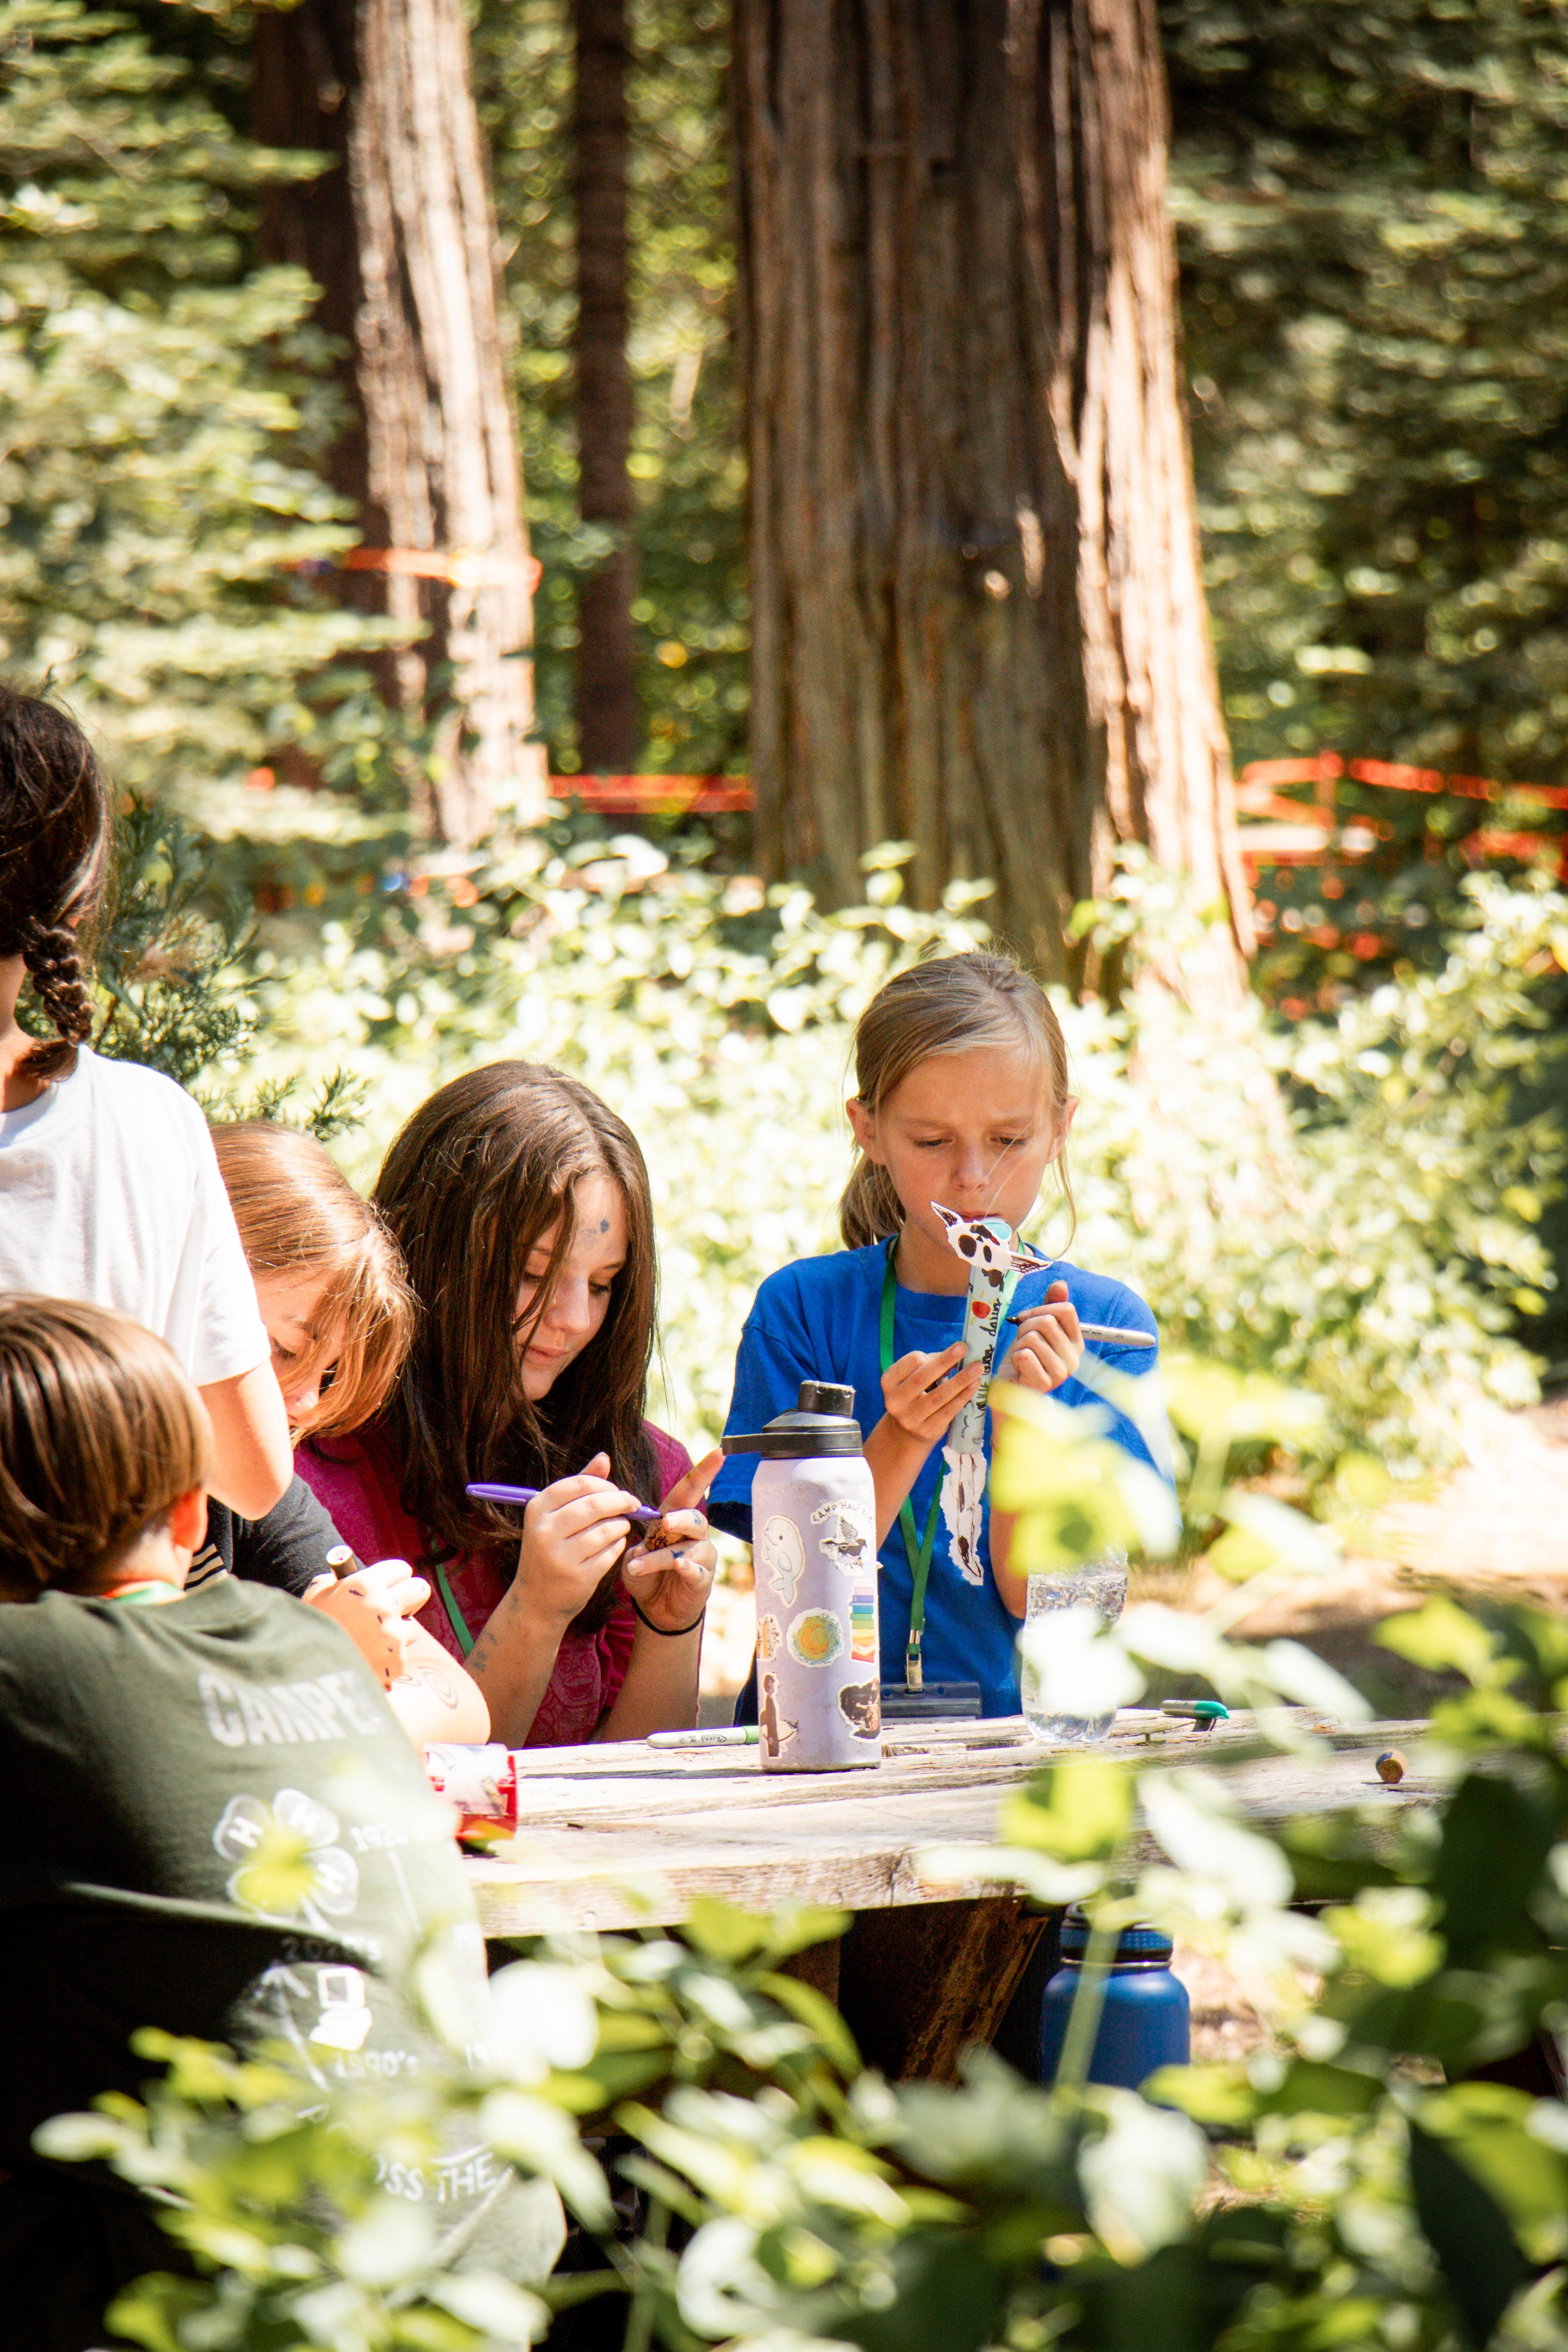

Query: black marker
[1003,1311,1156,1349]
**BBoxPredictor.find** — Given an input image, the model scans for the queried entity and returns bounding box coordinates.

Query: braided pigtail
[0,687,111,1083]
[17,916,95,1080]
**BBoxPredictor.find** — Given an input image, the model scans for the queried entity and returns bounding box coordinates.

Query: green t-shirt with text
[0,1576,487,2187]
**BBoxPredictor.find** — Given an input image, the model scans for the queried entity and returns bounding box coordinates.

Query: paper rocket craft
[931,1204,1048,1584]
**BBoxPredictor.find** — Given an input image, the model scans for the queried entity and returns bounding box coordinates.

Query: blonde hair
[839,951,1074,1249]
[0,1298,211,1601]
[211,1123,415,1441]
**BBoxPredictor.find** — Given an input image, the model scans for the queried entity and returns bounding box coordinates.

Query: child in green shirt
[0,1295,542,2352]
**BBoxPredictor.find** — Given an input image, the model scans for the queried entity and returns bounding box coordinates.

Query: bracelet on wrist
[629,1593,706,1639]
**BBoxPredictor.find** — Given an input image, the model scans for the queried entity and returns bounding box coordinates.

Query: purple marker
[465,1479,663,1524]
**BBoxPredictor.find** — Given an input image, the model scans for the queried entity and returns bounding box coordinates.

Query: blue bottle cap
[1058,1904,1174,1966]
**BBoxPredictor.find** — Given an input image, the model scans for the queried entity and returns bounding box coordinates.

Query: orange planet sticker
[787,1609,844,1667]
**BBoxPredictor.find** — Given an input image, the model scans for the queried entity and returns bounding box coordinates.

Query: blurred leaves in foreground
[43,1366,1568,2349]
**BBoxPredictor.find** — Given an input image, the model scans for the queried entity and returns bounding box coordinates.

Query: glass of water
[1019,1553,1130,1744]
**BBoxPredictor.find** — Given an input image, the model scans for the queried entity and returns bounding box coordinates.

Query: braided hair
[0,688,110,1081]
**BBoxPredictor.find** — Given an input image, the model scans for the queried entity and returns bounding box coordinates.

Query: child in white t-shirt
[0,688,291,1518]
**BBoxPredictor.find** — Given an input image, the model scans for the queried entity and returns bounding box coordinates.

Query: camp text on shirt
[199,1666,385,1748]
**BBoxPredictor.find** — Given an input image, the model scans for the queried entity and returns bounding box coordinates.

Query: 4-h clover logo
[213,1788,359,1932]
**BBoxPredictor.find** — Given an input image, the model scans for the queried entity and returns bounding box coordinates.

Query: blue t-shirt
[709,1238,1167,1717]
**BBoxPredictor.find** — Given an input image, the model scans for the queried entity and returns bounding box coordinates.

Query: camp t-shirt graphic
[0,1577,501,2224]
[214,1787,361,1939]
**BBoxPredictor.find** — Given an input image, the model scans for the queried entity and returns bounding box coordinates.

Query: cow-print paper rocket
[931,1204,1047,1584]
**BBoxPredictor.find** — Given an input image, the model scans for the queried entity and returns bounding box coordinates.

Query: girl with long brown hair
[708,950,1167,1719]
[297,1063,721,1747]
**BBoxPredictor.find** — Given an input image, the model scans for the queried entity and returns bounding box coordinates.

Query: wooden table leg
[778,1933,842,2005]
[837,1897,1050,2082]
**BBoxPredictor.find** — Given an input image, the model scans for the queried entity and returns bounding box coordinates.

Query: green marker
[1161,1699,1229,1727]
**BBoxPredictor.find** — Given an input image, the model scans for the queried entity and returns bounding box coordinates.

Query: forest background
[14,16,1568,2334]
[4,0,1568,1491]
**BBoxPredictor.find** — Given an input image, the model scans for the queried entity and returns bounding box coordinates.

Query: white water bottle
[721,1381,881,1771]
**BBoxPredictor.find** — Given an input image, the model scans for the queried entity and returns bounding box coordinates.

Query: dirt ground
[1195,1389,1568,1715]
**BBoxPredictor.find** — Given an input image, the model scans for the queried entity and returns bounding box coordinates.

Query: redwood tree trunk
[255,0,544,844]
[573,0,639,772]
[731,0,1252,1001]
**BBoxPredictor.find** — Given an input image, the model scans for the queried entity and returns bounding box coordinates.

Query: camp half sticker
[809,1497,874,1577]
[787,1608,844,1668]
[849,1589,877,1663]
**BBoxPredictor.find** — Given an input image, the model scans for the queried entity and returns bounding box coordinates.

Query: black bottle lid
[720,1379,864,1458]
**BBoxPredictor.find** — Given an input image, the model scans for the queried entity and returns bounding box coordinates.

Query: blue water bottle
[1037,1906,1190,2089]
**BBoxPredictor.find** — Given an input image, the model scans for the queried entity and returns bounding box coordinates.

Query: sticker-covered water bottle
[721,1381,881,1771]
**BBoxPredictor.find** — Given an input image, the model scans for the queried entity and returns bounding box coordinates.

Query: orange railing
[548,774,752,815]
[546,760,1566,861]
[248,754,1563,878]
[1234,753,1568,876]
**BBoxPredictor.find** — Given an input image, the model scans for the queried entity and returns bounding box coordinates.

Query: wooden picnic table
[468,1711,1433,2080]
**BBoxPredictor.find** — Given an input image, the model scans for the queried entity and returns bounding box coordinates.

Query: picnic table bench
[466,1712,1433,2080]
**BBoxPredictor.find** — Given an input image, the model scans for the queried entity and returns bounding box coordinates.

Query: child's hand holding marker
[509,1455,648,1627]
[465,1450,723,1637]
[997,1279,1084,1393]
[621,1447,723,1637]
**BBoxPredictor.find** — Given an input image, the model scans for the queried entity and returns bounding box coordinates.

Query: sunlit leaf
[1078,2091,1208,2264]
[999,1757,1134,1863]
[1376,1596,1505,1684]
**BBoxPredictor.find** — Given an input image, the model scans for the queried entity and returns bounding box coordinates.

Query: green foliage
[84,798,255,1089]
[49,1618,1568,2352]
[18,796,365,1138]
[147,816,1559,1469]
[37,2027,565,2349]
[1077,858,1565,1452]
[0,0,400,796]
[1168,0,1568,790]
[474,0,745,777]
[45,1384,1568,2349]
[1167,0,1568,1061]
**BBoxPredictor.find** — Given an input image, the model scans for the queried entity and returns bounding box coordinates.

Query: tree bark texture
[731,0,1252,1000]
[255,0,545,843]
[573,0,640,771]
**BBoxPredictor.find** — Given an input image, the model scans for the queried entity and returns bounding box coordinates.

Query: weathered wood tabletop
[468,1711,1432,2079]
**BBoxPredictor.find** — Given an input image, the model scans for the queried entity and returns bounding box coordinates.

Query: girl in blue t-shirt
[709,949,1167,1717]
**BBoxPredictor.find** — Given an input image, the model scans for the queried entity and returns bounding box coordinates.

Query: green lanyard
[879,1244,943,1691]
[435,1562,475,1657]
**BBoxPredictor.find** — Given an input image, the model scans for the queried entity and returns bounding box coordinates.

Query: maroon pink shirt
[296,1421,692,1748]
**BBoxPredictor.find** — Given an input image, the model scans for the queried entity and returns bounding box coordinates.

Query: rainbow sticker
[849,1589,877,1663]
[787,1609,844,1667]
